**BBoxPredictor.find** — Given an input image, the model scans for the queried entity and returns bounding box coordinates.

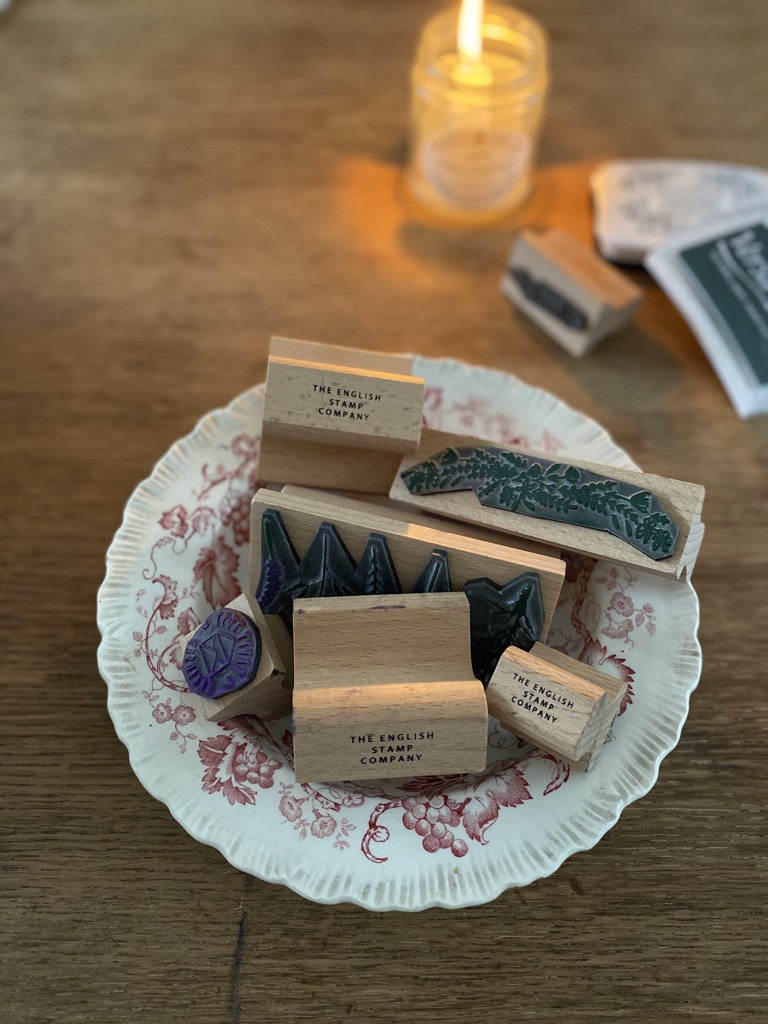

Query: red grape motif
[402,795,467,858]
[234,748,281,789]
[220,492,251,546]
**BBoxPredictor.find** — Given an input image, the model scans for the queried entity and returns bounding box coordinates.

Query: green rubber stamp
[401,445,680,561]
[254,509,546,683]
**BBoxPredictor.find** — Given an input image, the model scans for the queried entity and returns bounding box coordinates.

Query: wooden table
[3,1,767,1021]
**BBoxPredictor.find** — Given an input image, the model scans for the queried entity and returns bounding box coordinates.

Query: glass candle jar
[407,4,549,223]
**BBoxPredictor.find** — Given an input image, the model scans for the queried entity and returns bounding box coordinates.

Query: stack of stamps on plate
[179,336,706,783]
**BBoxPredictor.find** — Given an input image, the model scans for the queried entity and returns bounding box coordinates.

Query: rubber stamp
[180,592,292,722]
[486,642,627,765]
[280,483,558,558]
[183,606,263,700]
[463,575,544,685]
[292,593,488,782]
[255,503,548,685]
[400,443,680,560]
[500,227,643,357]
[249,487,566,653]
[258,337,425,493]
[391,429,705,580]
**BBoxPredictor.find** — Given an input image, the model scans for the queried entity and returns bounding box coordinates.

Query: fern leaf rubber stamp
[401,446,679,560]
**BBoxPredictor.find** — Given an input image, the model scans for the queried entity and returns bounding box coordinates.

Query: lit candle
[407,2,549,223]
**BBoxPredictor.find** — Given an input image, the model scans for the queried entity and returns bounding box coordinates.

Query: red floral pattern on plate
[132,395,656,861]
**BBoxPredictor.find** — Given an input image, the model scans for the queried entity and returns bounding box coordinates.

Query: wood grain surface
[1,1,767,1022]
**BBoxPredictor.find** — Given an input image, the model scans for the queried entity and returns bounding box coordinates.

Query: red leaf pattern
[192,537,239,609]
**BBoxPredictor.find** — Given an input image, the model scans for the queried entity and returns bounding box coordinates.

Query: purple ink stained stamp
[182,608,262,700]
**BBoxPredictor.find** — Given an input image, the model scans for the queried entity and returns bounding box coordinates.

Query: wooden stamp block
[391,429,705,580]
[280,484,559,559]
[292,593,489,782]
[270,335,414,376]
[263,355,423,452]
[180,593,292,723]
[500,227,644,357]
[486,642,626,764]
[259,339,425,493]
[249,488,566,642]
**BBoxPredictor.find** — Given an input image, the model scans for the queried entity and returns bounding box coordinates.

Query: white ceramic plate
[97,357,701,911]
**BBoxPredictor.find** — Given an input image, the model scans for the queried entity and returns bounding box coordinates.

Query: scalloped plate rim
[96,356,701,911]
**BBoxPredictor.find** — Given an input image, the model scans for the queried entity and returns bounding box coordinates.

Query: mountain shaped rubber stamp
[255,508,545,685]
[463,574,544,685]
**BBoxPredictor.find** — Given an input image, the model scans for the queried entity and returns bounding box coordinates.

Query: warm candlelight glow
[408,4,549,221]
[458,0,484,63]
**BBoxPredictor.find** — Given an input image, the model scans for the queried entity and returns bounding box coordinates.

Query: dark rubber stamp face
[182,608,262,699]
[509,267,589,331]
[253,510,544,687]
[463,574,544,685]
[401,445,680,560]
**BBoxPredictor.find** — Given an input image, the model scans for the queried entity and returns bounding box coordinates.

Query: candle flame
[458,0,484,63]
